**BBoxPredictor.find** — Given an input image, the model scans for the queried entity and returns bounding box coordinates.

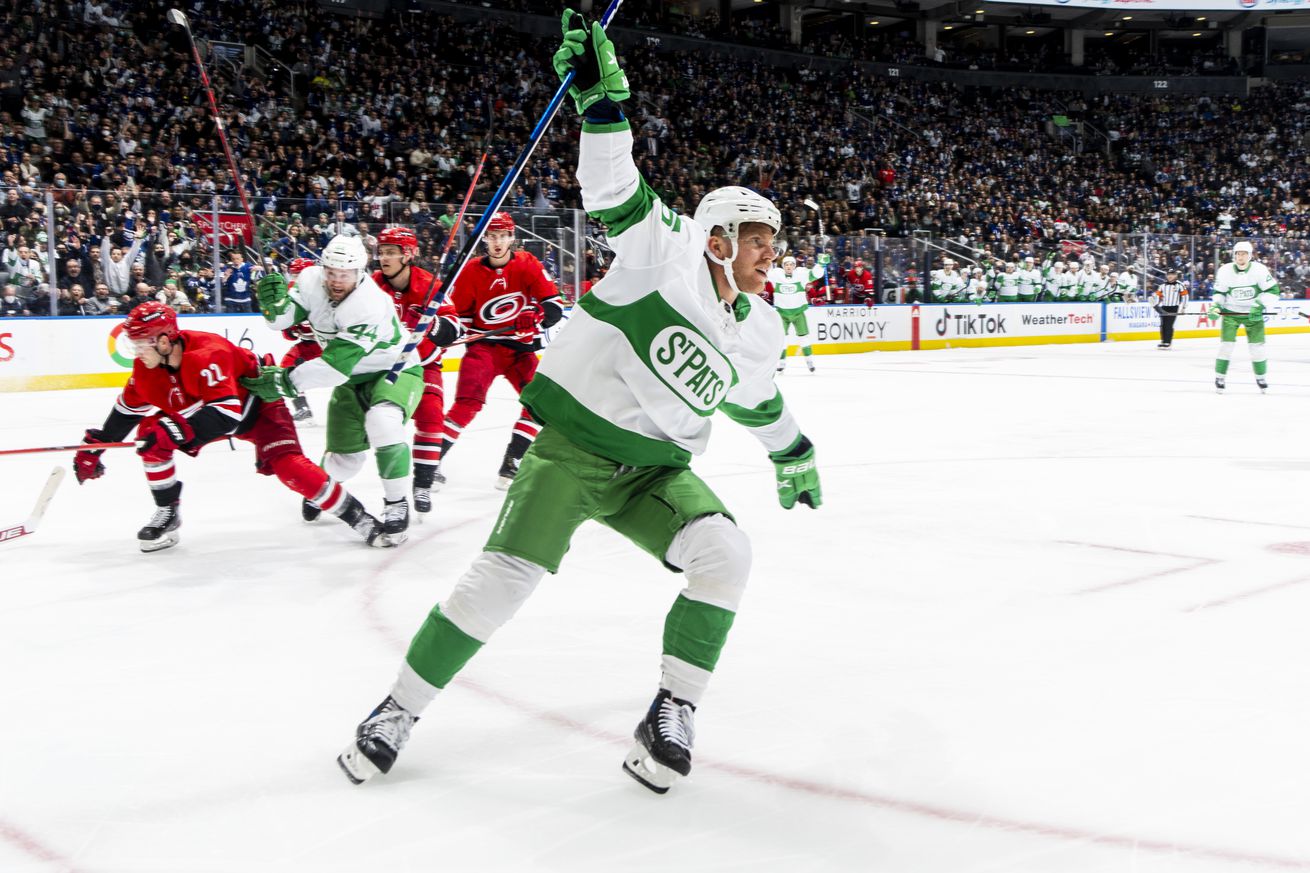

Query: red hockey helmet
[854,259,865,269]
[287,257,316,276]
[377,226,420,258]
[486,212,515,235]
[124,301,180,342]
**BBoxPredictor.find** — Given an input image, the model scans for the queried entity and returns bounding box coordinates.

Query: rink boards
[3,301,1310,392]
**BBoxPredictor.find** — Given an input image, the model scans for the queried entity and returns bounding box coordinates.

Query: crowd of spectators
[0,0,1307,317]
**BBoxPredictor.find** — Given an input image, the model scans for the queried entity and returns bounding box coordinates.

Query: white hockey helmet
[1233,241,1253,255]
[693,186,781,240]
[320,234,369,271]
[782,255,797,268]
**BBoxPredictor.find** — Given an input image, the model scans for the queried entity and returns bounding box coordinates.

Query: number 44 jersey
[267,264,419,391]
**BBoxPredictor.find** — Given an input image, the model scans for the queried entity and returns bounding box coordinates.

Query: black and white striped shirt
[1156,281,1186,308]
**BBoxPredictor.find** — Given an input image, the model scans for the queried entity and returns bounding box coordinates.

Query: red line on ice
[359,537,1309,870]
[1058,540,1221,595]
[0,820,80,872]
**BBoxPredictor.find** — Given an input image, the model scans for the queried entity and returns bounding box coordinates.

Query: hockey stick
[385,0,627,383]
[803,198,831,303]
[444,325,519,348]
[0,440,139,456]
[168,8,266,271]
[0,467,65,544]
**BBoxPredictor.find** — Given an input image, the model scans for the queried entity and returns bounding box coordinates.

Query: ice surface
[2,336,1309,872]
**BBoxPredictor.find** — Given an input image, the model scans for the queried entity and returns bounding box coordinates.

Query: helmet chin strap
[705,235,743,300]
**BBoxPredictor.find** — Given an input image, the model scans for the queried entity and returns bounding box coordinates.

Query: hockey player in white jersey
[1016,256,1042,302]
[767,254,821,372]
[242,235,424,543]
[930,258,967,303]
[965,266,988,303]
[995,261,1020,302]
[1210,240,1280,393]
[337,11,822,796]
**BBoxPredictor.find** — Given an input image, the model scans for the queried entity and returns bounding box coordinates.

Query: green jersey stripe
[521,374,694,469]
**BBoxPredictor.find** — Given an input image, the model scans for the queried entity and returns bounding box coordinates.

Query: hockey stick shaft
[444,325,518,348]
[385,0,626,383]
[169,9,264,269]
[0,441,138,456]
[0,466,65,544]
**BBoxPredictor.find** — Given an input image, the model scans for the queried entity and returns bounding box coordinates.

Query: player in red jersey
[279,257,322,423]
[844,259,876,305]
[372,226,463,515]
[72,302,390,552]
[441,212,564,488]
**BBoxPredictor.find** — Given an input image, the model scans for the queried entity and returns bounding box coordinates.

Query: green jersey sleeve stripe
[588,176,658,238]
[320,338,369,378]
[720,389,784,428]
[521,374,693,469]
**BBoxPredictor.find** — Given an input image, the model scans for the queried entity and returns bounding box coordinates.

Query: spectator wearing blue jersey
[221,250,255,312]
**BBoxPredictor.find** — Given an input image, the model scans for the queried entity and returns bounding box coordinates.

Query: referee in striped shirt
[1153,270,1187,349]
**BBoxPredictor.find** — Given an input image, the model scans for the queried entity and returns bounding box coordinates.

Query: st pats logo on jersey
[650,326,732,414]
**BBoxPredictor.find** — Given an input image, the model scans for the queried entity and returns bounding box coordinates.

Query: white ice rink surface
[3,336,1310,873]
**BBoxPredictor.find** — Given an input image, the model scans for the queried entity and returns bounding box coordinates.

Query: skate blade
[622,743,677,795]
[372,531,408,548]
[139,532,179,553]
[337,743,382,785]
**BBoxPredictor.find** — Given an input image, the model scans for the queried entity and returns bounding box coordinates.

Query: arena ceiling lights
[983,0,1301,9]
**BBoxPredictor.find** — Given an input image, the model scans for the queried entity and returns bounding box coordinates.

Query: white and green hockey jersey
[766,264,821,312]
[995,269,1020,300]
[931,269,967,300]
[519,120,801,469]
[265,265,417,390]
[1016,266,1042,296]
[1112,271,1137,299]
[1213,261,1279,314]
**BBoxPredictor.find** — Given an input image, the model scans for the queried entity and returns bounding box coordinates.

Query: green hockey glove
[1207,304,1222,320]
[240,365,297,401]
[816,253,832,266]
[552,10,629,115]
[770,435,822,510]
[255,272,291,320]
[1248,301,1265,319]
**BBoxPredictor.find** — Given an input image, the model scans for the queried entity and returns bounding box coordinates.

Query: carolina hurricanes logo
[479,292,524,324]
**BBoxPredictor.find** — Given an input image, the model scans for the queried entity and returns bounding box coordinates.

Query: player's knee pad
[1217,341,1236,360]
[324,451,367,482]
[665,514,752,613]
[1250,342,1268,363]
[441,551,548,642]
[363,401,407,448]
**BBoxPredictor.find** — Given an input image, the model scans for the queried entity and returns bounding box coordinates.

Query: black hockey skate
[806,356,816,373]
[381,497,410,545]
[622,689,696,795]
[334,495,392,548]
[412,465,446,515]
[302,498,322,523]
[1215,376,1226,394]
[138,502,181,553]
[337,696,417,784]
[496,452,520,491]
[290,394,313,423]
[1257,377,1268,394]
